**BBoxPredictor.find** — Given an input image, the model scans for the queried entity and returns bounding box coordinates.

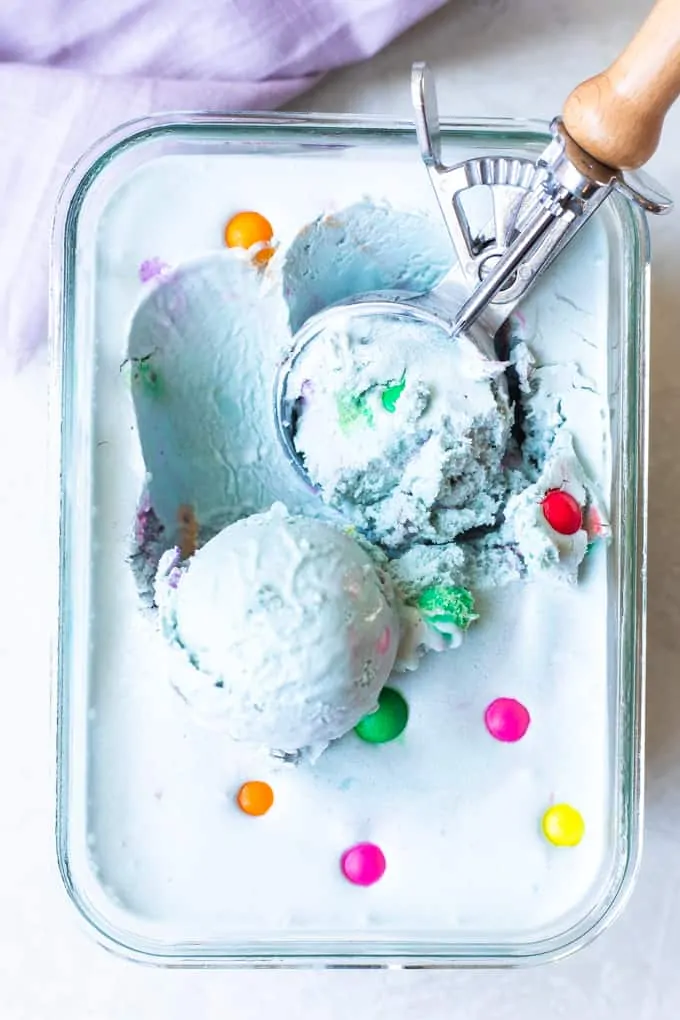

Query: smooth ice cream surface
[155,504,400,755]
[290,311,513,548]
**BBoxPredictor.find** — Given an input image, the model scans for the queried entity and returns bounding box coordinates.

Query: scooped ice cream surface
[155,504,400,756]
[290,310,512,548]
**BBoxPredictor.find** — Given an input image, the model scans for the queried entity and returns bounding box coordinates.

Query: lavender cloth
[0,0,448,369]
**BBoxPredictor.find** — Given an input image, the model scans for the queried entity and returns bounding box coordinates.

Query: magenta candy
[340,842,386,886]
[484,697,531,742]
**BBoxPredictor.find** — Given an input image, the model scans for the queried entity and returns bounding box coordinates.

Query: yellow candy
[542,803,585,847]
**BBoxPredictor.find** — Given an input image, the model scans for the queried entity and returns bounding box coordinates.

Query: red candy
[541,489,583,536]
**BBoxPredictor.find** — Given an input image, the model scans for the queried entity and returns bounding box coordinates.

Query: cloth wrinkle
[0,0,448,369]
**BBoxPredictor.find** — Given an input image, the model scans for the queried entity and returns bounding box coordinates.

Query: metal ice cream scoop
[275,0,678,481]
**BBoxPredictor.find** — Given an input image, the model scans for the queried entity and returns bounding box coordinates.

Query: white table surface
[3,0,680,1016]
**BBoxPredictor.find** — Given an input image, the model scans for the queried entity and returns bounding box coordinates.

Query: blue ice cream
[282,200,452,333]
[288,308,512,547]
[127,198,609,715]
[128,201,455,551]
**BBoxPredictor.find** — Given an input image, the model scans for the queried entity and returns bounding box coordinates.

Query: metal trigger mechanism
[411,62,672,337]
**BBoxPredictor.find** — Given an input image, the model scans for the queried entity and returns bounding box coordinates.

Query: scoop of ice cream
[290,310,512,549]
[155,504,400,755]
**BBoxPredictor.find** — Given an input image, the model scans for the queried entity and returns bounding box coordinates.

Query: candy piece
[381,374,406,413]
[252,246,275,266]
[484,697,530,742]
[131,356,163,396]
[584,504,607,540]
[177,504,199,559]
[336,390,374,431]
[236,780,274,817]
[340,842,386,885]
[541,489,583,536]
[224,211,274,263]
[417,585,478,633]
[542,803,585,846]
[355,687,408,744]
[135,495,164,550]
[138,257,170,283]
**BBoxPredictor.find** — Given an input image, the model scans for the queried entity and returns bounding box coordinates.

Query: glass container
[50,112,648,967]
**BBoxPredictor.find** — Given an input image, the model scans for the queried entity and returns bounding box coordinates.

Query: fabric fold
[0,0,448,368]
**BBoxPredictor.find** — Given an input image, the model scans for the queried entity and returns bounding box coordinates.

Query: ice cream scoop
[154,504,400,757]
[288,310,511,549]
[276,2,677,483]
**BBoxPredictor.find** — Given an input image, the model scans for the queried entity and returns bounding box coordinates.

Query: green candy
[381,374,406,413]
[355,687,409,744]
[132,356,163,397]
[417,585,478,632]
[336,389,374,431]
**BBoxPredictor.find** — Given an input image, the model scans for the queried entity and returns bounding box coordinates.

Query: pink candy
[484,697,531,742]
[340,842,386,886]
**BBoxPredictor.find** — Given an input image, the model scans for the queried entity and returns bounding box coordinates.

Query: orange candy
[224,211,274,263]
[177,504,199,559]
[252,245,275,265]
[236,780,274,817]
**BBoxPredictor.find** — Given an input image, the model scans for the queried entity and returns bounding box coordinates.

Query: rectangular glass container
[50,112,648,967]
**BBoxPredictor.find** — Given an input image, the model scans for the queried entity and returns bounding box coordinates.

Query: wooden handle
[562,0,680,170]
